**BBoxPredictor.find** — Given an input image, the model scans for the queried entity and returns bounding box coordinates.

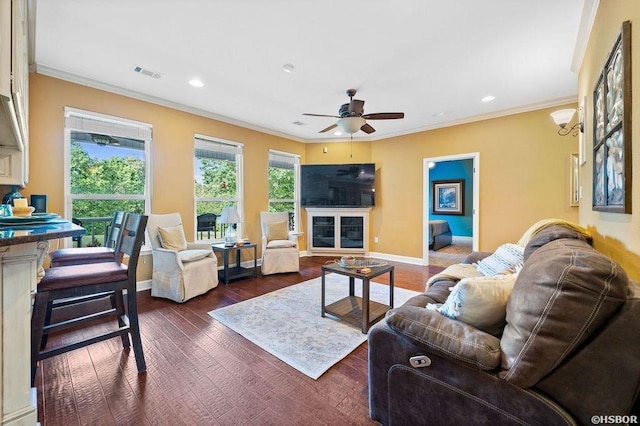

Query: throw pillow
[265,221,289,241]
[437,273,518,336]
[157,224,188,251]
[476,243,524,276]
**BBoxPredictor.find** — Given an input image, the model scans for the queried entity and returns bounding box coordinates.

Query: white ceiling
[34,0,587,143]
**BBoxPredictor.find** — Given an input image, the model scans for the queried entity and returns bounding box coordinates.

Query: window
[194,135,244,240]
[64,108,152,247]
[268,150,300,231]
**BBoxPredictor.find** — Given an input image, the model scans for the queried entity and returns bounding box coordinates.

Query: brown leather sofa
[369,225,640,425]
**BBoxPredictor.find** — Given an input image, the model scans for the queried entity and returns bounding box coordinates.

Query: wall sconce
[550,107,584,137]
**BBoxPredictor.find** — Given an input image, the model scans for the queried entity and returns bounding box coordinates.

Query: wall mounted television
[301,163,375,207]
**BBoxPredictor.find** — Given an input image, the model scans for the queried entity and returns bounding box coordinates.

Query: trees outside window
[65,109,151,246]
[194,136,243,240]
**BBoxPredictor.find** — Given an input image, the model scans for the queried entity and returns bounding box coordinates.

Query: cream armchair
[147,213,218,303]
[260,212,299,275]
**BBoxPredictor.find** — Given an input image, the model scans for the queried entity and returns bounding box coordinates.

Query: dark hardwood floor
[35,257,443,425]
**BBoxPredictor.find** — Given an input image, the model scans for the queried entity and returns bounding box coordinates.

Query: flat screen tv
[301,163,375,207]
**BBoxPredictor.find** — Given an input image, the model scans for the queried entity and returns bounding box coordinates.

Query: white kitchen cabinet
[0,0,28,186]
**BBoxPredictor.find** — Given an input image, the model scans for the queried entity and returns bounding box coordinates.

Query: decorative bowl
[340,255,356,268]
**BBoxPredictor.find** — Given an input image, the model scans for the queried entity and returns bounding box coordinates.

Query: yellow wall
[20,73,307,277]
[19,73,581,277]
[370,107,579,257]
[578,0,640,281]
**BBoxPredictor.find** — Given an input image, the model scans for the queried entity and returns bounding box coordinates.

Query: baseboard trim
[367,251,425,266]
[137,279,152,292]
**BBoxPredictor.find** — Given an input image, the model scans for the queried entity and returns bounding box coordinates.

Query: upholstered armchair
[260,211,299,275]
[146,213,218,302]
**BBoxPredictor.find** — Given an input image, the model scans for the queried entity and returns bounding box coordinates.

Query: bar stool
[41,211,126,349]
[49,211,125,267]
[31,213,148,385]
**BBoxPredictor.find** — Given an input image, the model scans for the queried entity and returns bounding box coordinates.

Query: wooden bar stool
[41,211,126,349]
[31,213,148,385]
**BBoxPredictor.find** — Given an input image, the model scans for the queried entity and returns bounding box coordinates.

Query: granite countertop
[0,221,85,247]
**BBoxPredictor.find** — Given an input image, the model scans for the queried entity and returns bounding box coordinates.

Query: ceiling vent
[291,121,306,126]
[133,66,163,79]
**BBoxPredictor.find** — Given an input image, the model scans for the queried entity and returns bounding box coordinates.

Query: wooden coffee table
[321,262,395,334]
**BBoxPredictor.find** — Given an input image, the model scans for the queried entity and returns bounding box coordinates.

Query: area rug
[429,236,473,267]
[208,274,419,380]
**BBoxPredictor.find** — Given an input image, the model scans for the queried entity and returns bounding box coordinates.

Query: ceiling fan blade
[360,123,376,134]
[319,123,338,133]
[348,99,365,115]
[362,112,405,120]
[303,113,340,118]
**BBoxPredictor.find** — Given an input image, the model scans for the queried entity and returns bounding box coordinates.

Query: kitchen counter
[0,220,85,426]
[0,221,85,246]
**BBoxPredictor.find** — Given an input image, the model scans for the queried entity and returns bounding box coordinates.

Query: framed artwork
[432,179,464,215]
[592,20,632,213]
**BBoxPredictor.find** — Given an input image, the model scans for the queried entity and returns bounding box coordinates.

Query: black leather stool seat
[48,211,124,267]
[49,247,115,267]
[39,262,128,291]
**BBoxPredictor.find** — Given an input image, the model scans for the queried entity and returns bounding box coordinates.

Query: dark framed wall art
[592,20,632,213]
[432,179,464,215]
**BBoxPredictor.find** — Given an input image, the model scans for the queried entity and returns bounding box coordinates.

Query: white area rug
[208,274,419,380]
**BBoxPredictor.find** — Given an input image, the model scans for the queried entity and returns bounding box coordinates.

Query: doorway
[422,152,479,266]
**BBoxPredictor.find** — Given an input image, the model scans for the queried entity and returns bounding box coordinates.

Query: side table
[321,262,394,333]
[211,242,258,284]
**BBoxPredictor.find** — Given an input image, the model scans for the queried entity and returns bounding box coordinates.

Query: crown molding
[33,65,306,143]
[571,0,599,72]
[35,65,577,145]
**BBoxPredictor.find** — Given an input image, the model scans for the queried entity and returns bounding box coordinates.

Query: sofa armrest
[462,251,492,264]
[368,320,575,426]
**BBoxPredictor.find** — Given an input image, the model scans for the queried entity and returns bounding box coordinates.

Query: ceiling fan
[303,89,404,134]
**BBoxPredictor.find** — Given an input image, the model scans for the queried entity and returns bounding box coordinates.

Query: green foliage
[268,167,294,200]
[268,167,295,215]
[195,158,237,198]
[70,142,145,195]
[70,142,146,236]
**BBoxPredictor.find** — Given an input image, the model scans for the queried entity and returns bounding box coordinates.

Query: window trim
[63,107,153,221]
[194,134,244,241]
[268,149,300,232]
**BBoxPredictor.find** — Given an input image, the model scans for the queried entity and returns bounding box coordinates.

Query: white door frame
[423,152,480,265]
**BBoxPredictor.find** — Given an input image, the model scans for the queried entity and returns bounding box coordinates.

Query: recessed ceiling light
[481,95,495,103]
[433,112,447,117]
[282,63,294,73]
[334,130,342,136]
[189,79,204,88]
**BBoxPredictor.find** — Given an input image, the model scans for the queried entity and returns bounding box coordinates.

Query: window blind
[65,109,152,141]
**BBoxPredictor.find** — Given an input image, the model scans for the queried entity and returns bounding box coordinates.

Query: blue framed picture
[432,179,464,215]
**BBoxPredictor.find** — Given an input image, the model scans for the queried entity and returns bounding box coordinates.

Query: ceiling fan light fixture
[337,117,366,134]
